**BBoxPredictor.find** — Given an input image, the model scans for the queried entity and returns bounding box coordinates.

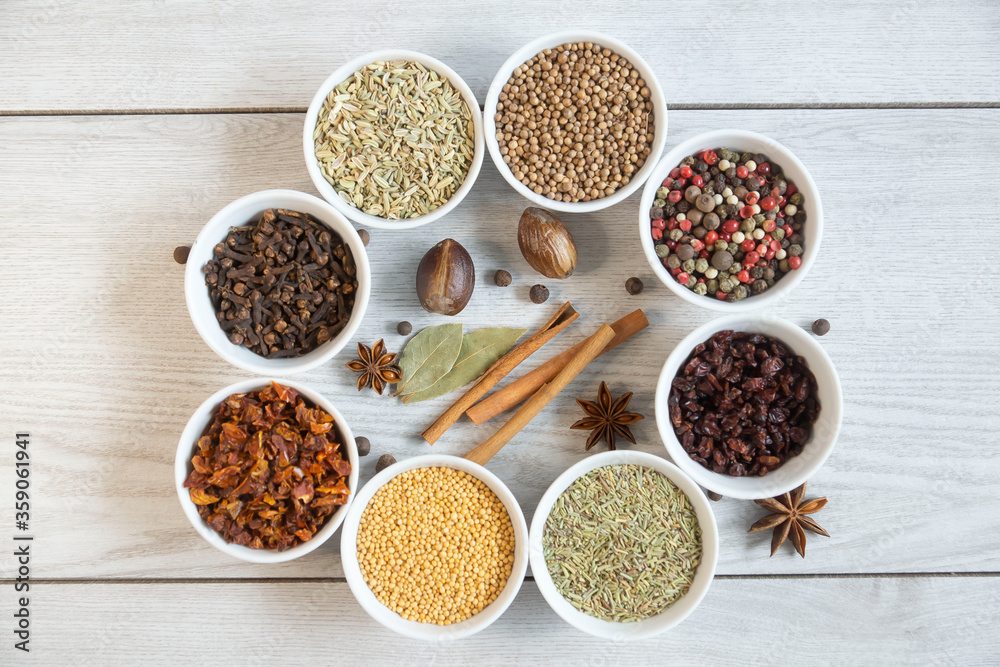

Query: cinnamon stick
[464,324,616,466]
[420,301,579,445]
[465,309,648,425]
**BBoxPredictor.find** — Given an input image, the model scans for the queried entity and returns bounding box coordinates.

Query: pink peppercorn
[740,239,756,252]
[676,272,690,284]
[680,166,693,178]
[745,191,760,205]
[679,219,692,232]
[740,205,754,219]
[723,219,739,234]
[651,218,666,229]
[736,165,749,178]
[651,228,663,241]
[788,256,803,269]
[668,190,682,203]
[760,196,777,211]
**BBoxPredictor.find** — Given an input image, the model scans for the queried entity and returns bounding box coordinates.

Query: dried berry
[358,229,370,247]
[811,319,830,336]
[706,490,723,502]
[376,454,396,473]
[625,277,644,295]
[396,321,412,336]
[355,436,371,457]
[529,284,549,304]
[669,330,820,477]
[494,269,512,287]
[173,245,190,265]
[181,381,352,551]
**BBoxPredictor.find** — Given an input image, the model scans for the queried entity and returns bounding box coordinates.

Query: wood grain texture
[0,0,998,113]
[1,110,999,580]
[10,578,1000,664]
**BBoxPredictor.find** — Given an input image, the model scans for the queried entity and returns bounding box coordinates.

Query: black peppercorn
[751,279,768,294]
[676,199,691,213]
[812,318,831,336]
[173,245,191,265]
[706,490,723,502]
[494,269,512,287]
[625,277,643,295]
[649,206,664,220]
[375,454,396,473]
[358,229,370,246]
[355,436,371,457]
[695,159,708,172]
[795,210,807,224]
[529,284,549,304]
[396,321,412,336]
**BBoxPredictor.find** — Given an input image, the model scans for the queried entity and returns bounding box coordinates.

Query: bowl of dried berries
[655,314,842,500]
[175,379,359,563]
[484,31,667,212]
[184,189,371,375]
[640,130,822,311]
[303,50,484,230]
[339,454,529,640]
[530,450,718,639]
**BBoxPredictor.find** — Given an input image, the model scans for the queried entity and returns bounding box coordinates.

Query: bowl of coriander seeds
[530,450,718,639]
[340,454,528,640]
[304,50,485,230]
[484,31,668,212]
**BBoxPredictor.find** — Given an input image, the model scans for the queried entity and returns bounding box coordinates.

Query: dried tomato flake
[183,381,351,551]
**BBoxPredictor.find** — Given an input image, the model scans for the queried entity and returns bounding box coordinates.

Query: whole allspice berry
[375,454,396,473]
[494,269,512,287]
[812,318,831,336]
[529,284,549,304]
[625,277,644,295]
[396,321,412,336]
[173,245,190,265]
[355,436,371,457]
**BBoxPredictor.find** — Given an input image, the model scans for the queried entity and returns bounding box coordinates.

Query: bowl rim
[303,49,485,230]
[483,30,668,213]
[183,189,370,376]
[654,313,843,499]
[529,450,718,640]
[174,377,359,563]
[638,129,824,312]
[339,454,529,641]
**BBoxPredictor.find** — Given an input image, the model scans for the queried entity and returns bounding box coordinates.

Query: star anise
[345,339,401,395]
[748,482,829,557]
[570,381,644,451]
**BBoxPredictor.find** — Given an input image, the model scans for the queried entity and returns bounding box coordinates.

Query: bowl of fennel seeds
[304,50,484,230]
[530,450,718,639]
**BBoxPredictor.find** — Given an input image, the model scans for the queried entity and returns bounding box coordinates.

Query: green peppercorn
[729,263,741,275]
[714,240,728,251]
[666,255,681,270]
[653,199,665,209]
[681,258,696,273]
[685,275,697,289]
[740,219,755,233]
[719,147,739,162]
[719,278,734,293]
[680,155,696,167]
[656,187,669,199]
[750,266,765,279]
[779,259,790,273]
[695,258,709,273]
[753,213,765,224]
[740,152,753,163]
[706,278,718,292]
[669,228,683,242]
[773,227,785,241]
[788,244,804,257]
[789,192,804,206]
[655,244,671,258]
[726,293,739,303]
[735,285,749,299]
[728,242,739,254]
[751,279,768,294]
[693,282,708,296]
[766,277,775,287]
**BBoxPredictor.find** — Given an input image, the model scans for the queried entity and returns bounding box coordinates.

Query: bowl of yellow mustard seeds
[340,454,529,640]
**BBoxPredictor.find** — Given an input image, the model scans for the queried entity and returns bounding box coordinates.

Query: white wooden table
[2,1,999,664]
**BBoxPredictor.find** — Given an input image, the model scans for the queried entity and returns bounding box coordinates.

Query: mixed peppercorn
[649,148,807,302]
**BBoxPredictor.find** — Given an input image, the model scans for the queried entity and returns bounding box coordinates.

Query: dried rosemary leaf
[542,464,703,623]
[313,60,475,220]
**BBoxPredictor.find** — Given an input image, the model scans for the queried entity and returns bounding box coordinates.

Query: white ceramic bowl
[530,450,718,640]
[639,129,823,312]
[174,378,359,563]
[655,314,842,499]
[303,50,485,230]
[340,454,529,640]
[484,31,668,213]
[184,189,370,375]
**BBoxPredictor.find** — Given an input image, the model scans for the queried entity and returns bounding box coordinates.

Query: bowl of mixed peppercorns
[639,130,822,311]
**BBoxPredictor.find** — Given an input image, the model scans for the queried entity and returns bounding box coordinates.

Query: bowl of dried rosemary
[530,450,718,639]
[304,50,485,229]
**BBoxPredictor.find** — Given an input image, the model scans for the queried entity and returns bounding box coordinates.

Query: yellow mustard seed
[357,467,515,625]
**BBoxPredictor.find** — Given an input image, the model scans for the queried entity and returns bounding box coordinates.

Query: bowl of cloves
[184,189,371,375]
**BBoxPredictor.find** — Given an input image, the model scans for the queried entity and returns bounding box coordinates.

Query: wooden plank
[1,109,998,579]
[11,578,1000,663]
[1,0,998,113]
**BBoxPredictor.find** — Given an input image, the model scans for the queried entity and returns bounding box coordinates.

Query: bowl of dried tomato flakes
[175,379,359,563]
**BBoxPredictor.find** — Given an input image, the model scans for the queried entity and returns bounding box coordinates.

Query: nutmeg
[415,238,475,316]
[517,207,577,279]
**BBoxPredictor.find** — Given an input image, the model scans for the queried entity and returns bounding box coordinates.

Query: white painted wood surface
[1,1,999,663]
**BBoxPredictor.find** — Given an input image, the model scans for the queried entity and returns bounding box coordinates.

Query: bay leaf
[395,323,463,395]
[400,327,527,404]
